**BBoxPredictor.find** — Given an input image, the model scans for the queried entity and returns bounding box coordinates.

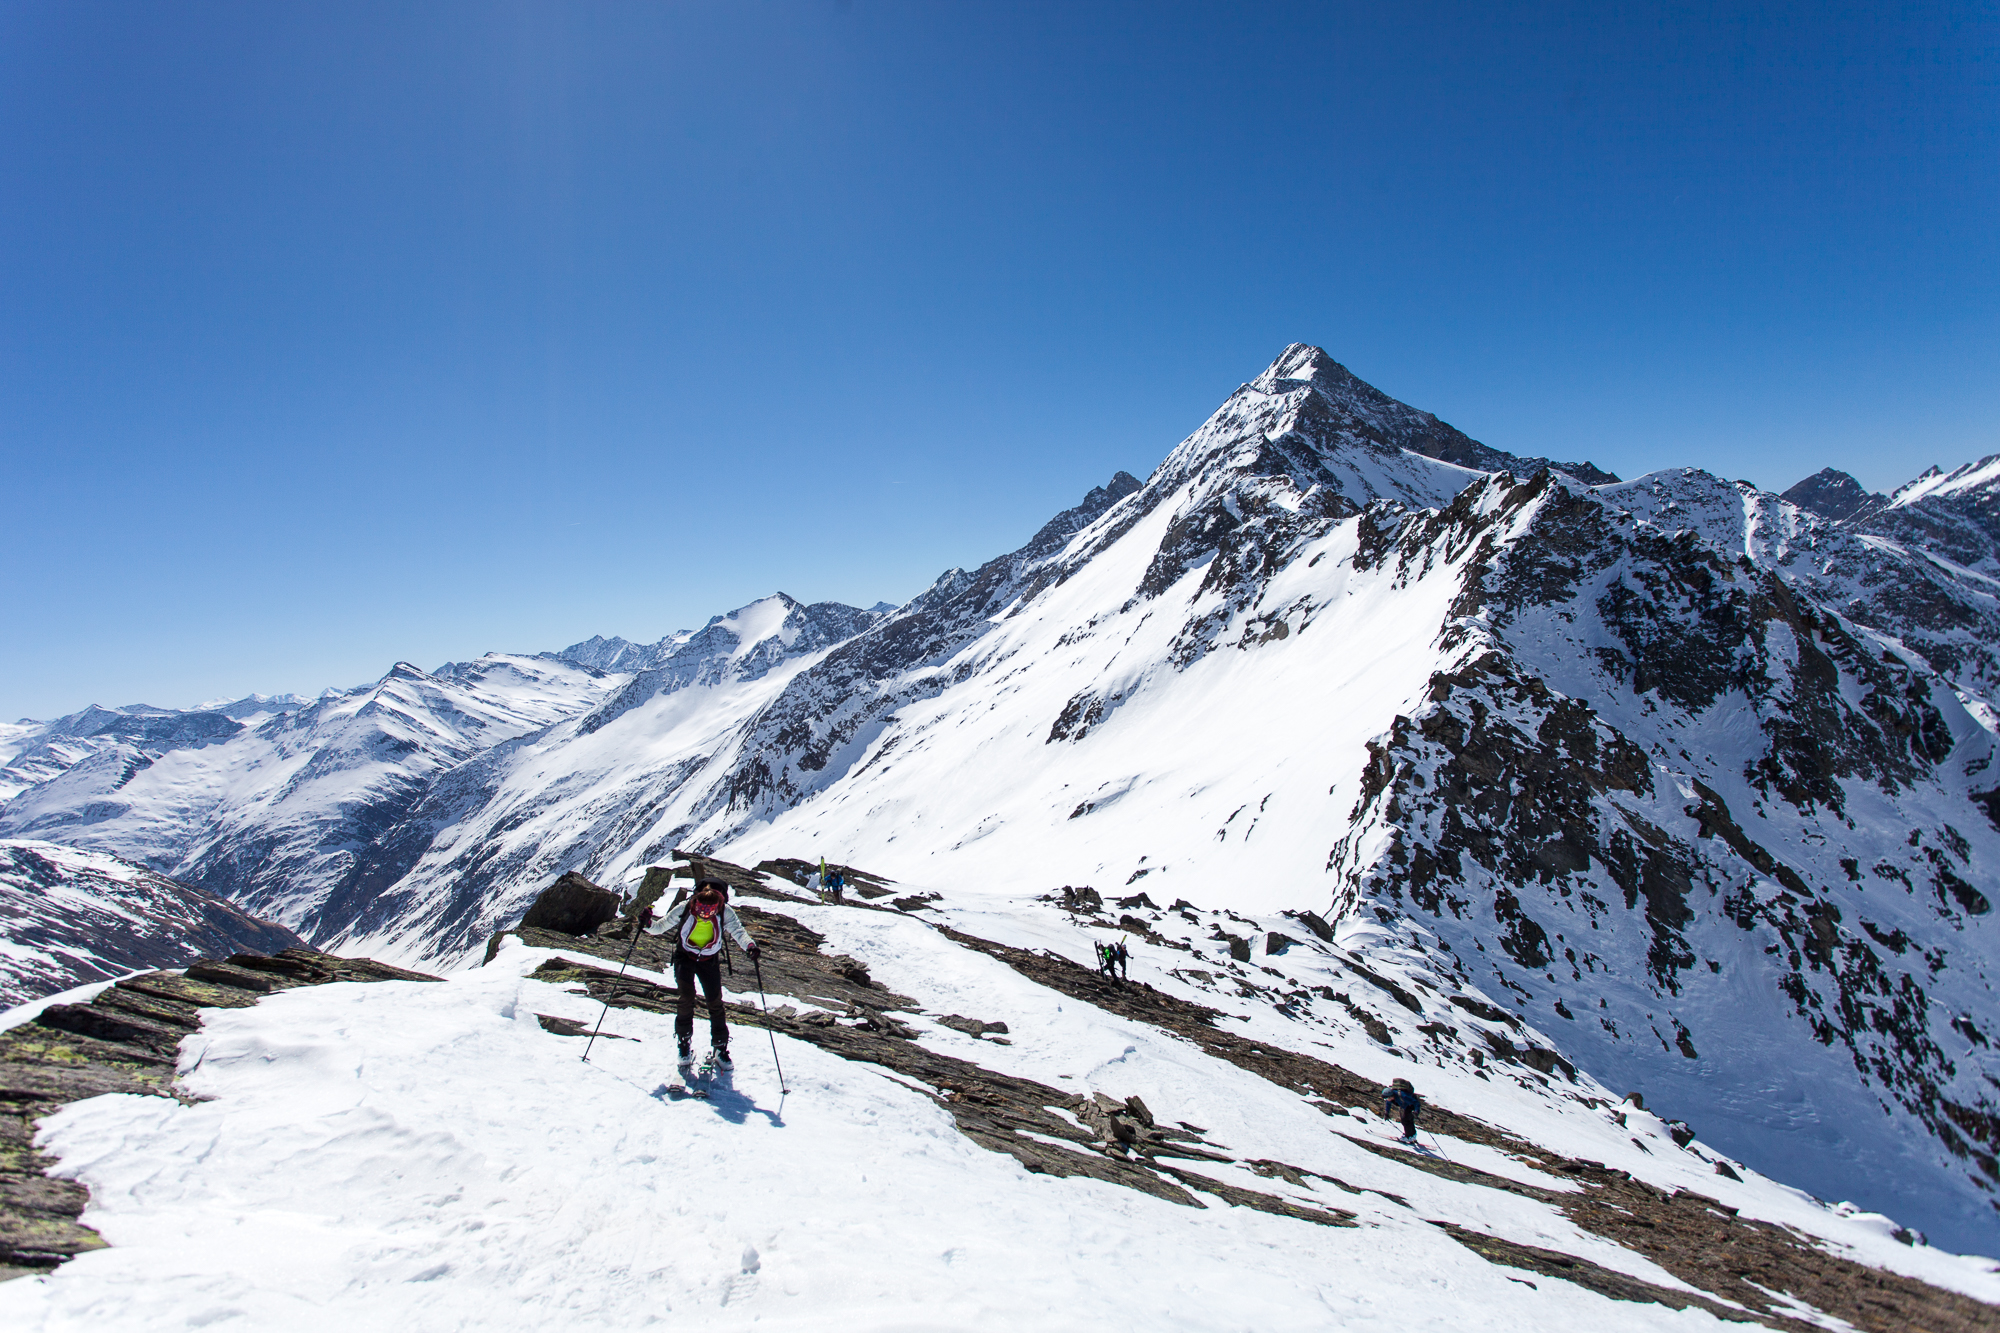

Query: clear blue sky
[3,1,1994,720]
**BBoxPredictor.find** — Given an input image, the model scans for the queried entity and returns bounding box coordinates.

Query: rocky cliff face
[1320,468,1999,1249]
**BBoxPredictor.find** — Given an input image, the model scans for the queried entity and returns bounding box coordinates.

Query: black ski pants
[674,949,728,1050]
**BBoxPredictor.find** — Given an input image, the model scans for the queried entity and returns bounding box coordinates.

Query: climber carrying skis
[1381,1077,1423,1143]
[645,876,759,1067]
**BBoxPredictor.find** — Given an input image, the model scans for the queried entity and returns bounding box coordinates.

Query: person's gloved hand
[746,941,762,961]
[638,907,655,928]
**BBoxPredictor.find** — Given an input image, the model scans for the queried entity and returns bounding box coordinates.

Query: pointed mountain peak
[1252,346,1397,408]
[1256,343,1350,387]
[1782,468,1886,524]
[1228,344,1620,486]
[702,593,801,631]
[1250,345,1447,430]
[1890,454,2000,508]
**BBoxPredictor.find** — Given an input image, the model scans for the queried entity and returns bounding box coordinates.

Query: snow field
[735,497,1476,920]
[794,893,2000,1298]
[2,935,1861,1332]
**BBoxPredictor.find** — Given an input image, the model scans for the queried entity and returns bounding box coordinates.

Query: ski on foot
[668,1049,724,1100]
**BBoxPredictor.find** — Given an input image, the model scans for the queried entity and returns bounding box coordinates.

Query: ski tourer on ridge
[1381,1077,1423,1143]
[644,876,759,1067]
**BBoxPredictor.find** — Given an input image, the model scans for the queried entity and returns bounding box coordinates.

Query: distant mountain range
[2,346,1994,1252]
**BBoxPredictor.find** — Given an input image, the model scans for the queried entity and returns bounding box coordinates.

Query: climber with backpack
[1381,1078,1423,1143]
[644,876,760,1067]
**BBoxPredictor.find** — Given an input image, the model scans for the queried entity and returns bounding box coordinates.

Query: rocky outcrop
[515,871,621,936]
[1783,468,1887,524]
[1323,468,2000,1248]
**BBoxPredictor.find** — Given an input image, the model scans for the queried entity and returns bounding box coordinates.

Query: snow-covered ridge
[0,654,627,941]
[0,702,263,805]
[1892,452,2000,508]
[5,882,1997,1329]
[3,345,1996,1254]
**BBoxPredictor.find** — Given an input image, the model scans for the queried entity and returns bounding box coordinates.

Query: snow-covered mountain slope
[0,700,292,805]
[0,656,623,938]
[0,599,886,950]
[315,595,900,957]
[0,840,302,1004]
[5,886,1997,1330]
[4,346,1996,1254]
[551,598,892,675]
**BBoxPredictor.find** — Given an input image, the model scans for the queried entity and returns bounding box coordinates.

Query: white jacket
[644,898,754,956]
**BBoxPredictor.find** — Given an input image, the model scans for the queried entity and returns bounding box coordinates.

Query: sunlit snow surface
[4,925,1996,1332]
[1891,454,2000,509]
[5,347,1998,1263]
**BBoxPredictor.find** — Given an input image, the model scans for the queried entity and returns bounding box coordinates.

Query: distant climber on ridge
[1381,1078,1423,1143]
[645,876,759,1067]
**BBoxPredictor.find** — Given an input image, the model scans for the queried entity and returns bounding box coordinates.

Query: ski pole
[1426,1128,1453,1162]
[582,912,647,1063]
[753,954,789,1093]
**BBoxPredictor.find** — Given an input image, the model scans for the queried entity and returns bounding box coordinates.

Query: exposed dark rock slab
[534,1013,628,1040]
[1151,1162,1356,1228]
[517,871,621,936]
[1432,1221,1758,1322]
[34,1004,186,1054]
[181,960,295,994]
